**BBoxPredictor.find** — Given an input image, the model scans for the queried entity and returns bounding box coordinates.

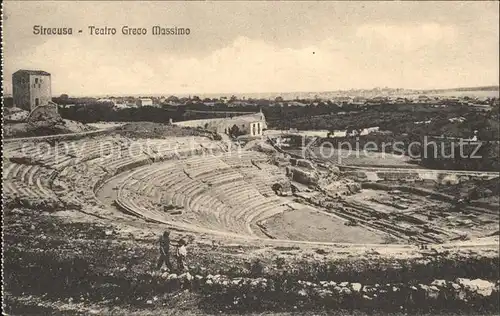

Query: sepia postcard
[2,1,499,315]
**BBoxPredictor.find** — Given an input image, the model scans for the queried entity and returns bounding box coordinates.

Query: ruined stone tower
[12,69,52,112]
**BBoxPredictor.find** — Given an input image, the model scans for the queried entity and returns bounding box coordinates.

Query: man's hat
[163,230,170,236]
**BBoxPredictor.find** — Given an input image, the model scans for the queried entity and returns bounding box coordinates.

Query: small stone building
[175,112,267,137]
[12,69,52,112]
[136,98,154,107]
[214,112,266,137]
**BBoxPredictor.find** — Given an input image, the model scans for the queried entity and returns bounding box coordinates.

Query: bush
[250,259,265,277]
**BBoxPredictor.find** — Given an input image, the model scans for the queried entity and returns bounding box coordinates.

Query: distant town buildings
[351,97,367,106]
[417,95,432,103]
[96,98,115,104]
[288,101,307,107]
[6,79,496,115]
[12,69,52,111]
[136,98,153,107]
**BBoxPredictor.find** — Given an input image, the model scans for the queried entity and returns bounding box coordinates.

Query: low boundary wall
[362,182,499,213]
[340,166,499,184]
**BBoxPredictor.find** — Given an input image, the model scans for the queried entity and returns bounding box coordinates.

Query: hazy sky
[3,1,499,96]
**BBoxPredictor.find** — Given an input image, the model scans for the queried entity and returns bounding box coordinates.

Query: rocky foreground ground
[3,207,499,315]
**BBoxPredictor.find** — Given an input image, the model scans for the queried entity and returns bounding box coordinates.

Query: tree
[53,94,70,105]
[229,124,242,138]
[166,95,179,102]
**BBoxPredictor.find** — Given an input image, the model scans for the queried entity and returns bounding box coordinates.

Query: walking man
[177,238,188,273]
[157,230,173,271]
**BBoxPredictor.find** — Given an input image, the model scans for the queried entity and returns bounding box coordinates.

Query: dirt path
[95,169,135,207]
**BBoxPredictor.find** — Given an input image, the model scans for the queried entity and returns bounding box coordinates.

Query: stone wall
[341,166,498,184]
[150,272,499,312]
[286,166,319,186]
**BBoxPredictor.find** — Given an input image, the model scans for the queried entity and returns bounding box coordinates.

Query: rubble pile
[292,158,316,170]
[319,179,361,197]
[115,122,206,139]
[286,165,320,185]
[244,140,278,155]
[3,196,64,212]
[437,177,499,201]
[53,164,108,209]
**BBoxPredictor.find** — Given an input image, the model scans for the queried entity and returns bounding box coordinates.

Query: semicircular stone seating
[4,134,290,236]
[3,135,214,211]
[115,151,291,236]
[2,161,58,203]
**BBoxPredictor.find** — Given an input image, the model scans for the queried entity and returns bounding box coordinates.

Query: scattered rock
[352,283,362,292]
[431,279,447,288]
[167,274,178,280]
[11,209,25,215]
[457,278,496,297]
